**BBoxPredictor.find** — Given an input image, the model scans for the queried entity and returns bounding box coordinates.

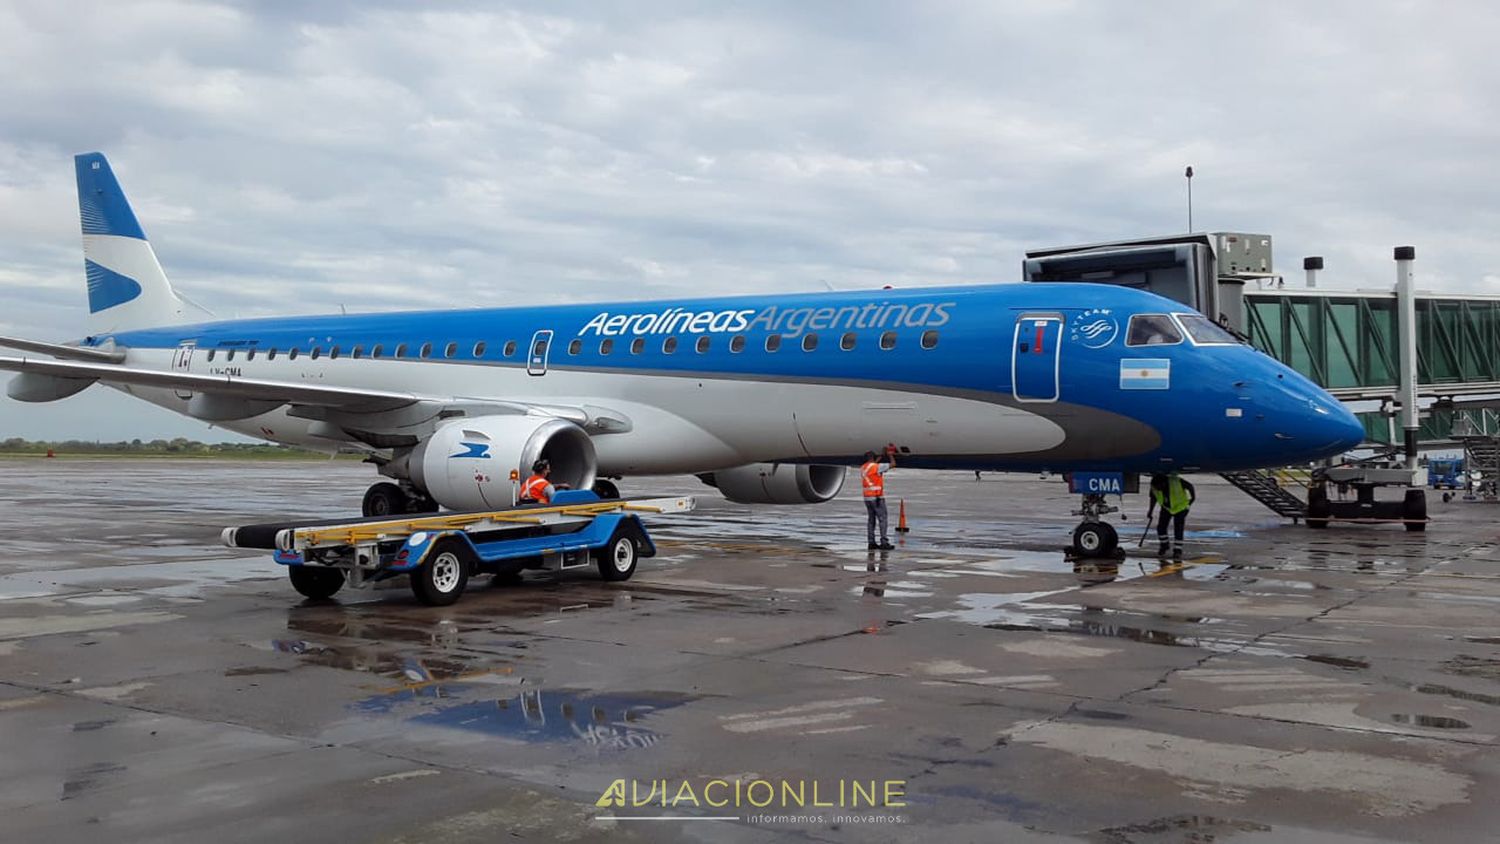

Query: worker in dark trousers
[1146,472,1195,557]
[861,448,897,550]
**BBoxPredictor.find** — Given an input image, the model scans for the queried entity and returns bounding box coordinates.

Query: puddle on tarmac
[1300,654,1370,671]
[1413,683,1500,707]
[1390,713,1471,730]
[355,684,695,750]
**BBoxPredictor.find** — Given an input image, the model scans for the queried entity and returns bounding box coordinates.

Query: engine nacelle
[411,415,596,511]
[699,463,847,505]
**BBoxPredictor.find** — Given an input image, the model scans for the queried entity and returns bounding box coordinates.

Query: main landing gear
[1070,493,1121,558]
[362,482,438,517]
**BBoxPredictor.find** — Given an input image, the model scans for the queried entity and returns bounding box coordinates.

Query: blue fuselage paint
[93,282,1365,473]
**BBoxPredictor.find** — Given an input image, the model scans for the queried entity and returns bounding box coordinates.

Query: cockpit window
[1125,314,1183,346]
[1175,313,1239,345]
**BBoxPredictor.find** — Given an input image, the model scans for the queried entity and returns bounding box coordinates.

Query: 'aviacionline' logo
[593,777,908,826]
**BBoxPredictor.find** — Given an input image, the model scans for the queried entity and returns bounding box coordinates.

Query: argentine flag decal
[1120,358,1171,390]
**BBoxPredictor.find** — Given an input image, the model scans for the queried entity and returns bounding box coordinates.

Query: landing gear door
[171,341,195,399]
[1012,314,1062,402]
[527,330,553,376]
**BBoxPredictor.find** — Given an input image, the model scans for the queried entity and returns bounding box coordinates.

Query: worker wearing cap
[520,459,557,505]
[861,447,897,550]
[1146,471,1196,556]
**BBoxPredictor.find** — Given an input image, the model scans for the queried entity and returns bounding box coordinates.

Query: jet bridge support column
[1395,246,1418,470]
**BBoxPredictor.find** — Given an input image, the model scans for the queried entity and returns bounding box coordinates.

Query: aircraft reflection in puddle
[352,661,694,751]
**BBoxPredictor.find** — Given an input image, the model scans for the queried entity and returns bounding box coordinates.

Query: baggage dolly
[222,490,695,606]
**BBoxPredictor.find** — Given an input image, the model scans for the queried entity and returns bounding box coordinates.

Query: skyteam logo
[1069,308,1119,349]
[450,441,491,459]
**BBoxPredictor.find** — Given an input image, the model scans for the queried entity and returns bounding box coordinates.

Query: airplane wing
[0,353,633,434]
[0,333,126,363]
[0,354,419,412]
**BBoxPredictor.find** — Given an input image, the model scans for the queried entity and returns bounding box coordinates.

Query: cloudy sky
[2,0,1498,440]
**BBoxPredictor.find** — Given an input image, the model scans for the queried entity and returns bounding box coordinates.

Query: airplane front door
[1012,314,1061,402]
[527,330,553,376]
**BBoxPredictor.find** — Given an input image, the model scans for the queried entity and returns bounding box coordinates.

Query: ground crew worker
[861,447,897,550]
[1146,472,1196,555]
[520,459,556,504]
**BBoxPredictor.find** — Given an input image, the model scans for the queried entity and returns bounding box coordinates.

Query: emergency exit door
[527,330,552,376]
[1012,314,1061,402]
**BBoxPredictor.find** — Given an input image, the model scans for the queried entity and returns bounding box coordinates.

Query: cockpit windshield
[1175,313,1240,345]
[1125,314,1182,346]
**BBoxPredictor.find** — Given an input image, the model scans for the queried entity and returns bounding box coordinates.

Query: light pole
[1184,165,1194,232]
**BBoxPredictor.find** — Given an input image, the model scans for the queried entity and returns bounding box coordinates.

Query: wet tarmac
[2,458,1498,842]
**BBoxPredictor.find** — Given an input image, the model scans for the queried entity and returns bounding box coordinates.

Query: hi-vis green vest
[1153,476,1190,514]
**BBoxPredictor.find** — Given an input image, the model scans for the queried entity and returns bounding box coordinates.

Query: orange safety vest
[860,461,885,498]
[521,474,551,503]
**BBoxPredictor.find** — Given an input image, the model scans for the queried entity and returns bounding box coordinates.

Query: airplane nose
[1311,397,1366,453]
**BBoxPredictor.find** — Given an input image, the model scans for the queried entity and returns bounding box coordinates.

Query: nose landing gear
[1070,493,1121,558]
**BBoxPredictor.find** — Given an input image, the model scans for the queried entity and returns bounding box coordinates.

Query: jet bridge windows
[1125,314,1183,346]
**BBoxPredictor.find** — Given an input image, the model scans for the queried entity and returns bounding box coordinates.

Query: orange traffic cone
[895,498,910,533]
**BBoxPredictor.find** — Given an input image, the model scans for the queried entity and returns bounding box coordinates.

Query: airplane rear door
[171,341,195,399]
[1012,314,1061,402]
[527,330,552,376]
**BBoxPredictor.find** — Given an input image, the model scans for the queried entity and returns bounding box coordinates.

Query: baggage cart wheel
[596,528,639,582]
[411,540,472,606]
[592,479,620,500]
[289,565,344,600]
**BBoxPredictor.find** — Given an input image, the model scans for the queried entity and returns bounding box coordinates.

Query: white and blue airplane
[1,153,1364,555]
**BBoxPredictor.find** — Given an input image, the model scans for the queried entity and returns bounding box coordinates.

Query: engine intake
[411,415,596,511]
[700,463,846,505]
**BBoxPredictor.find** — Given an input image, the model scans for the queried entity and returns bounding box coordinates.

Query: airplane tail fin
[75,152,211,336]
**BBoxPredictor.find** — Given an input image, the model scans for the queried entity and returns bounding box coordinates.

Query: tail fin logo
[84,260,143,312]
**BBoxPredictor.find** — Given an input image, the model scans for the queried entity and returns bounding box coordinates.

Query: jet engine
[410,416,596,511]
[699,463,847,505]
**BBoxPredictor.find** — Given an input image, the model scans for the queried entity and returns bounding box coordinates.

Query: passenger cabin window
[879,331,897,350]
[473,341,486,357]
[1126,314,1183,346]
[920,330,939,350]
[419,343,432,359]
[802,333,819,352]
[395,343,408,358]
[765,334,782,352]
[444,342,457,358]
[310,347,322,360]
[599,338,614,355]
[502,340,516,357]
[371,344,383,358]
[289,348,300,360]
[1176,313,1238,345]
[206,349,216,361]
[267,349,278,360]
[839,332,856,351]
[630,338,645,354]
[695,336,711,353]
[351,345,363,359]
[568,339,582,355]
[329,346,340,359]
[730,335,746,353]
[662,337,678,354]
